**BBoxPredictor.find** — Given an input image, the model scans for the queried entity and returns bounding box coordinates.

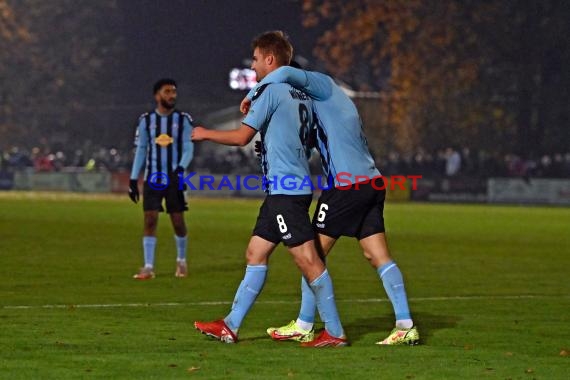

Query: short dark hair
[251,31,293,66]
[289,60,303,69]
[153,78,177,94]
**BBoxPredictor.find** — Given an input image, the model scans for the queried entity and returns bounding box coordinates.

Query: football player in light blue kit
[241,65,419,345]
[191,31,348,347]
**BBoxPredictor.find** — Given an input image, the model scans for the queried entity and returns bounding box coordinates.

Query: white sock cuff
[396,319,414,329]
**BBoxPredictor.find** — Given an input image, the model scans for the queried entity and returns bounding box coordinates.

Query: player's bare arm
[191,124,256,146]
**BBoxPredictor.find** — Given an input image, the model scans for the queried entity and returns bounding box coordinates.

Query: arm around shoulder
[191,124,256,147]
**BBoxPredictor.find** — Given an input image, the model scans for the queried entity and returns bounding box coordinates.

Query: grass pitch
[0,192,569,379]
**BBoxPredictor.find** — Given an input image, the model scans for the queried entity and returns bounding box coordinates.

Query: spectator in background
[551,153,565,178]
[564,153,570,177]
[6,146,32,170]
[435,149,447,177]
[461,147,476,176]
[0,151,7,171]
[505,154,526,177]
[71,149,86,167]
[384,151,402,176]
[53,151,66,171]
[445,147,461,177]
[33,147,55,172]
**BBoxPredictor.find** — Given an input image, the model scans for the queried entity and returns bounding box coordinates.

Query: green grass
[0,192,569,379]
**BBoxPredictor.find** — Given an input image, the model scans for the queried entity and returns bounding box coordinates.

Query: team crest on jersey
[155,133,173,147]
[252,83,270,101]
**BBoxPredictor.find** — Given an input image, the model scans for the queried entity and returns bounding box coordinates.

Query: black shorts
[312,181,386,240]
[253,194,314,247]
[143,173,188,213]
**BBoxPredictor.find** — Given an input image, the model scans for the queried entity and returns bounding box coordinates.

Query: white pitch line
[2,294,568,310]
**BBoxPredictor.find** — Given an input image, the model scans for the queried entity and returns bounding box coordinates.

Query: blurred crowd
[0,146,131,173]
[1,145,569,179]
[376,147,570,179]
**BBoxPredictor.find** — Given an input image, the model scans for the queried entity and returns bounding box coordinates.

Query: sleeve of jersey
[246,67,332,101]
[246,66,307,100]
[302,71,333,100]
[246,86,256,100]
[130,120,148,180]
[178,116,194,169]
[242,88,274,131]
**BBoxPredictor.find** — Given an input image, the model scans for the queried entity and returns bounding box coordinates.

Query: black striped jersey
[130,109,194,181]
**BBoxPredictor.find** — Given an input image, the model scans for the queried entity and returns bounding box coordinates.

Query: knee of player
[245,247,268,265]
[294,252,323,272]
[173,225,187,236]
[362,250,381,267]
[362,249,393,269]
[170,217,186,233]
[144,215,159,229]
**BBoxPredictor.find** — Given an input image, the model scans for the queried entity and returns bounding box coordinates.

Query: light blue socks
[298,276,316,324]
[224,265,268,332]
[143,236,157,268]
[378,261,413,327]
[310,269,345,338]
[174,234,187,261]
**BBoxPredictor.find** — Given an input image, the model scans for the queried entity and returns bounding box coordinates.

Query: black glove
[254,140,264,158]
[173,166,187,191]
[128,179,139,203]
[174,166,184,175]
[307,123,317,150]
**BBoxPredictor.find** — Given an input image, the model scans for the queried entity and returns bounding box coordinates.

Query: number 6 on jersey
[317,203,328,222]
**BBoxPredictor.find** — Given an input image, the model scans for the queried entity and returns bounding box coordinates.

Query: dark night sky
[113,0,321,118]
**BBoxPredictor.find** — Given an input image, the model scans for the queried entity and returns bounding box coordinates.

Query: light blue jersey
[248,67,380,187]
[242,82,313,195]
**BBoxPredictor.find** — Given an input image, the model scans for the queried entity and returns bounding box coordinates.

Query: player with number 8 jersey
[244,81,315,247]
[190,31,347,347]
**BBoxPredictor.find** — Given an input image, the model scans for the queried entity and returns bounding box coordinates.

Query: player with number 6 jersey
[243,65,419,346]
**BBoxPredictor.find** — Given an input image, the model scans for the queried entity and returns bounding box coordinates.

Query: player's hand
[173,166,187,191]
[128,179,139,203]
[307,124,317,150]
[240,97,251,114]
[191,126,208,141]
[254,140,263,158]
[174,166,184,175]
